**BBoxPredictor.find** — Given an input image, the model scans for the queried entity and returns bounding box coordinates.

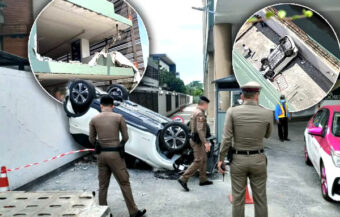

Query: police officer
[218,81,273,217]
[178,96,213,191]
[275,95,290,142]
[89,95,146,217]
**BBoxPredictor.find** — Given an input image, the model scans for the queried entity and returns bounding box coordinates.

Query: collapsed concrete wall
[0,68,84,190]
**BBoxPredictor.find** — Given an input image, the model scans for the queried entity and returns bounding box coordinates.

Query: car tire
[160,122,189,153]
[69,80,95,113]
[320,161,332,202]
[261,58,269,66]
[304,143,312,166]
[107,84,129,100]
[285,49,294,57]
[63,96,90,118]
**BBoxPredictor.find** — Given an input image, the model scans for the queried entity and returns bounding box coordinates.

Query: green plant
[159,68,186,93]
[248,9,313,23]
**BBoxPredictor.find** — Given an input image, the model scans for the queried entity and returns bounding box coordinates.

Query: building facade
[0,0,33,58]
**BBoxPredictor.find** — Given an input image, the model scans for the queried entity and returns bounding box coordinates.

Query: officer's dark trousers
[98,152,138,216]
[230,154,268,217]
[278,117,288,140]
[180,140,207,183]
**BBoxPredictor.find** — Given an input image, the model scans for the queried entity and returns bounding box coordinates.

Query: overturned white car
[260,35,298,81]
[63,80,219,172]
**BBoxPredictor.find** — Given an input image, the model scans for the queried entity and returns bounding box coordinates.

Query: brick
[2,36,29,58]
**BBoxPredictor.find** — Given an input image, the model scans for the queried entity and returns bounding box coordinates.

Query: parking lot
[234,22,330,111]
[19,111,340,217]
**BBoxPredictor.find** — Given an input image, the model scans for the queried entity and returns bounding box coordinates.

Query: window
[332,112,340,137]
[313,109,329,130]
[166,94,172,112]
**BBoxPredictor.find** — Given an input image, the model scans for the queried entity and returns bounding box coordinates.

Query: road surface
[20,107,340,217]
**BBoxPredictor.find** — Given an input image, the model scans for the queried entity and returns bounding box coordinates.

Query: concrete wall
[0,68,84,190]
[133,87,192,117]
[157,91,167,116]
[262,12,339,84]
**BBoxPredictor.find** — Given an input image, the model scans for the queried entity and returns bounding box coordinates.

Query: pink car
[304,105,340,201]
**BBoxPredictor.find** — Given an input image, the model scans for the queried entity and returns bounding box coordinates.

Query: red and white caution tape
[6,149,95,173]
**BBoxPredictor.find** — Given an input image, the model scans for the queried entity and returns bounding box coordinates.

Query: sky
[133,0,205,84]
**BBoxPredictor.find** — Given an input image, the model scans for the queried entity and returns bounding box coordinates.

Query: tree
[159,68,186,93]
[186,80,203,102]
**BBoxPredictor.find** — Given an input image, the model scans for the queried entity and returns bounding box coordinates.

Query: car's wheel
[160,122,189,153]
[304,142,312,166]
[69,80,95,113]
[285,49,294,57]
[261,58,269,66]
[320,162,332,201]
[107,84,129,100]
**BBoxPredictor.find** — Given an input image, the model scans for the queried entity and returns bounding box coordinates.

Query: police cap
[240,81,262,93]
[199,96,210,103]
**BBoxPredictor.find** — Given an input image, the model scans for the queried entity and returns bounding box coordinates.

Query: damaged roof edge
[65,0,132,26]
[28,23,135,79]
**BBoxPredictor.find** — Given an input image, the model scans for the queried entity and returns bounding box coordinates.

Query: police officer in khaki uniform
[218,82,273,217]
[89,95,146,217]
[178,96,213,191]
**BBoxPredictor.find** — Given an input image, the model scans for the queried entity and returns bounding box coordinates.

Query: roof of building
[150,54,176,65]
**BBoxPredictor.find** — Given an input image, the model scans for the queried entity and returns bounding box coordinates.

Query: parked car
[304,105,340,201]
[63,80,219,173]
[260,35,298,81]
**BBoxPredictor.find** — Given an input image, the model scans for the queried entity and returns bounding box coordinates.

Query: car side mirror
[308,127,323,136]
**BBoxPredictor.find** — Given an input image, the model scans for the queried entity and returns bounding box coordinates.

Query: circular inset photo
[233,3,340,112]
[28,0,149,102]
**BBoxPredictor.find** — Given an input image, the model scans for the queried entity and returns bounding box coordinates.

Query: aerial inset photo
[233,3,340,112]
[28,0,149,102]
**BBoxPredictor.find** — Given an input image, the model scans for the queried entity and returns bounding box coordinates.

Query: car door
[309,109,330,169]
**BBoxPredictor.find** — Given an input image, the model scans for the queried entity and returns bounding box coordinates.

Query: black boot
[199,180,213,186]
[130,209,147,217]
[178,179,189,192]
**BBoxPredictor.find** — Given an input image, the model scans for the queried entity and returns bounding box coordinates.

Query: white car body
[261,35,298,79]
[66,99,180,170]
[304,106,340,201]
[64,80,220,172]
[305,129,340,201]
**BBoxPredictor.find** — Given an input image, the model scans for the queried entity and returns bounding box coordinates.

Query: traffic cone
[228,184,254,204]
[0,166,9,192]
[245,185,254,204]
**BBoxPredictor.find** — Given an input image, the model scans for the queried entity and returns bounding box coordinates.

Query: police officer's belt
[233,149,264,155]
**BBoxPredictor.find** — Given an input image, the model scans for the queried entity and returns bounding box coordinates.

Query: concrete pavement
[20,112,340,216]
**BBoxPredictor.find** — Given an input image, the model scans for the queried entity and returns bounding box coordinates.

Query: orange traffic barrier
[0,166,9,191]
[228,184,254,204]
